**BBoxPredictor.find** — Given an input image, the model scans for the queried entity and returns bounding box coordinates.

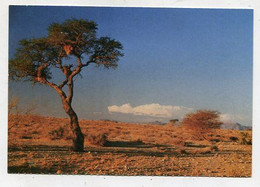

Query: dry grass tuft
[86,133,108,146]
[49,127,65,140]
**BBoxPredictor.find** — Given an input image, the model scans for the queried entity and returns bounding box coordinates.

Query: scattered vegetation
[8,114,252,177]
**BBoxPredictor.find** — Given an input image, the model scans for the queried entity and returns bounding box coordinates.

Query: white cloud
[108,103,193,119]
[220,113,245,124]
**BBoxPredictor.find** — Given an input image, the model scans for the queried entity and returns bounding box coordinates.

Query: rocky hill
[221,122,252,130]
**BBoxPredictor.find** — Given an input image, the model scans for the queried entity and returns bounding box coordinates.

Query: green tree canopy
[10,18,123,83]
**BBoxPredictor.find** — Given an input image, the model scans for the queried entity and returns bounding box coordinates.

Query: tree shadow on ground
[104,140,158,148]
[9,143,246,159]
[8,165,54,174]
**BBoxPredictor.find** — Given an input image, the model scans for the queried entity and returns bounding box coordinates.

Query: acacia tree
[9,19,124,152]
[181,110,223,140]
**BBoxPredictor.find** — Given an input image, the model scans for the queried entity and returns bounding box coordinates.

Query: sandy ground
[8,114,252,177]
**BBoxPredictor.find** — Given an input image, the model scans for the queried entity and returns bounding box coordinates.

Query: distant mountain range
[221,122,252,130]
[147,121,167,125]
[147,121,252,130]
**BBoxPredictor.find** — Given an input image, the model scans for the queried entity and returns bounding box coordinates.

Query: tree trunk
[62,101,84,152]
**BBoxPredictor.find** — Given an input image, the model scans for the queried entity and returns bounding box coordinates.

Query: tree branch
[36,63,67,100]
[55,50,72,89]
[65,56,83,103]
[69,56,83,79]
[66,79,74,104]
[82,60,95,67]
[58,79,69,88]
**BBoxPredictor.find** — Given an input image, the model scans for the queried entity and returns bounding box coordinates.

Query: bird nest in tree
[64,45,73,55]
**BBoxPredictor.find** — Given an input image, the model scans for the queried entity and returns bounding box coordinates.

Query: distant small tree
[8,95,38,131]
[9,19,124,152]
[181,110,223,140]
[169,119,179,125]
[8,95,19,114]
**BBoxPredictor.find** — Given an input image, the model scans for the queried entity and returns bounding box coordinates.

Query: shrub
[49,127,64,140]
[86,133,108,146]
[184,142,193,147]
[168,119,179,126]
[21,135,32,139]
[210,145,219,152]
[181,110,223,140]
[210,139,221,142]
[229,136,239,142]
[240,132,252,145]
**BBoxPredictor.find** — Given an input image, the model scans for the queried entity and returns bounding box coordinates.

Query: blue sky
[9,6,253,125]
